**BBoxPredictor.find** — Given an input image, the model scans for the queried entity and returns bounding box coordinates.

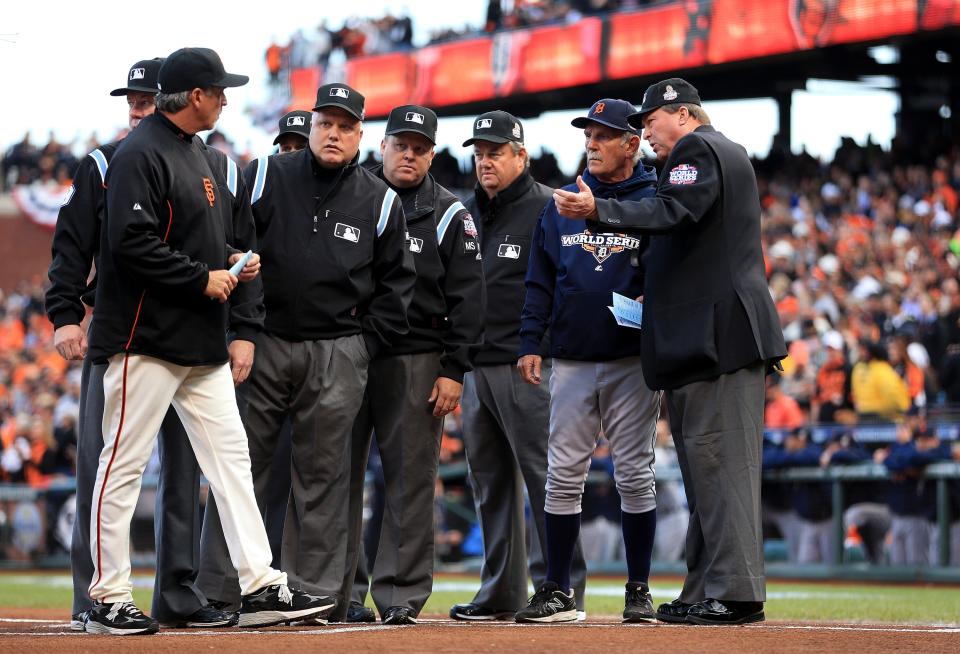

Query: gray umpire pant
[460,362,587,612]
[72,354,206,620]
[667,362,766,604]
[200,331,368,603]
[340,352,445,617]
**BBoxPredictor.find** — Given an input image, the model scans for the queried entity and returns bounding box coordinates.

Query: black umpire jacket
[88,113,261,366]
[46,136,263,344]
[246,148,415,358]
[370,164,484,383]
[594,125,786,390]
[465,170,552,366]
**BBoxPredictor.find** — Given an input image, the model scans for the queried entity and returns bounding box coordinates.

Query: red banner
[346,52,416,118]
[508,18,602,95]
[607,5,707,79]
[708,0,798,64]
[919,0,960,29]
[824,0,917,45]
[411,38,495,109]
[287,67,321,114]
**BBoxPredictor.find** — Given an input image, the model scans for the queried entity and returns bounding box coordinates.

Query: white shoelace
[278,585,293,605]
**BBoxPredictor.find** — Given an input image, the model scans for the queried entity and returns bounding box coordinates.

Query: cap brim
[385,127,436,145]
[214,72,249,88]
[109,85,159,97]
[462,135,512,147]
[312,102,363,120]
[273,130,310,145]
[570,116,636,133]
[627,110,653,128]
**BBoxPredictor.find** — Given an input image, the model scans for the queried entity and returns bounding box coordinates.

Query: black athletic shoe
[347,601,376,623]
[208,599,239,613]
[162,605,238,628]
[85,601,160,635]
[238,584,335,628]
[70,611,88,632]
[449,603,515,621]
[622,582,656,623]
[382,606,417,625]
[514,582,577,623]
[685,599,765,625]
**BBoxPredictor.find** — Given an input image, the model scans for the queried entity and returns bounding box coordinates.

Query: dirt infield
[2,609,958,653]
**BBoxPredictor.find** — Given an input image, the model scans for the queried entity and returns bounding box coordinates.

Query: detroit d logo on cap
[330,87,349,98]
[287,116,306,126]
[129,68,146,80]
[405,112,424,124]
[477,118,493,129]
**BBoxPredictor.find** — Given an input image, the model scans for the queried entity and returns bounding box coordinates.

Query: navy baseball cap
[159,48,249,94]
[385,104,438,144]
[463,110,524,147]
[629,77,702,127]
[110,58,164,96]
[571,98,638,134]
[273,110,312,144]
[313,83,365,121]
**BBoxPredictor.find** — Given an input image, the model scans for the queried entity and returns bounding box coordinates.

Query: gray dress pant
[198,332,368,604]
[72,355,206,619]
[340,353,445,617]
[666,362,766,604]
[460,362,586,611]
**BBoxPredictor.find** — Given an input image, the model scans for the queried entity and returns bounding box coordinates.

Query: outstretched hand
[553,176,598,220]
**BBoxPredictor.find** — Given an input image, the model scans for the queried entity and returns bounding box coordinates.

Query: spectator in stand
[814,330,854,423]
[653,418,687,563]
[851,339,910,422]
[875,424,953,565]
[888,335,926,413]
[265,39,284,85]
[765,372,805,430]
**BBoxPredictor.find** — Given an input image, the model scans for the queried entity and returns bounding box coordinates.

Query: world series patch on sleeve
[668,163,698,185]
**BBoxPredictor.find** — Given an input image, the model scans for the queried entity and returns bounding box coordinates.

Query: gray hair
[155,91,191,114]
[660,102,711,125]
[509,141,531,171]
[619,132,642,165]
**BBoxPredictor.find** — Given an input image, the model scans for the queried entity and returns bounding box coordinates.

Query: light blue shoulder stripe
[226,158,238,196]
[88,149,108,184]
[436,201,465,244]
[377,188,397,237]
[250,156,269,204]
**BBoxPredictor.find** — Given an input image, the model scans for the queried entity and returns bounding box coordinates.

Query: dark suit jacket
[594,125,786,390]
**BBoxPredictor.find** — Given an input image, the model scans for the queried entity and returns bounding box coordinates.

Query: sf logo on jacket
[561,230,640,270]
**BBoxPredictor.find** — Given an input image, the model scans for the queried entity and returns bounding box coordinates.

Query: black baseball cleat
[85,601,160,635]
[162,605,238,628]
[347,600,376,623]
[238,584,335,628]
[515,582,577,623]
[685,599,765,625]
[70,611,88,632]
[655,598,695,623]
[382,606,417,625]
[622,581,656,623]
[449,603,515,621]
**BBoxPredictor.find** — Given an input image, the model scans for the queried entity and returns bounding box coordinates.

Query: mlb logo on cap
[477,118,493,129]
[406,112,424,124]
[287,115,306,127]
[331,87,349,98]
[385,104,438,143]
[130,68,146,80]
[463,110,525,147]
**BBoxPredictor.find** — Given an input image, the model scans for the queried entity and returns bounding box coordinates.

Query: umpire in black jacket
[450,111,586,621]
[554,79,786,625]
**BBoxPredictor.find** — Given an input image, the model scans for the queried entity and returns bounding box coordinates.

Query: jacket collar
[473,169,535,217]
[372,164,436,222]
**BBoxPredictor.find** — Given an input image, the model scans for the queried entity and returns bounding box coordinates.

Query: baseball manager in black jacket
[554,78,786,626]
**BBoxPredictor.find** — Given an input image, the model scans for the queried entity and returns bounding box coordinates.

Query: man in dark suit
[554,78,786,625]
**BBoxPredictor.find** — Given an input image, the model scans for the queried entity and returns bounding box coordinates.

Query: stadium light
[868,45,899,65]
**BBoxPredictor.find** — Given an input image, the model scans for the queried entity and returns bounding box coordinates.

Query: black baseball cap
[313,83,365,121]
[385,104,438,144]
[571,98,638,134]
[463,110,524,147]
[110,58,164,96]
[273,110,312,144]
[158,47,248,94]
[628,77,702,128]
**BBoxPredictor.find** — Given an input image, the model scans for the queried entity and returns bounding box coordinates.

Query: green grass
[2,573,957,625]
